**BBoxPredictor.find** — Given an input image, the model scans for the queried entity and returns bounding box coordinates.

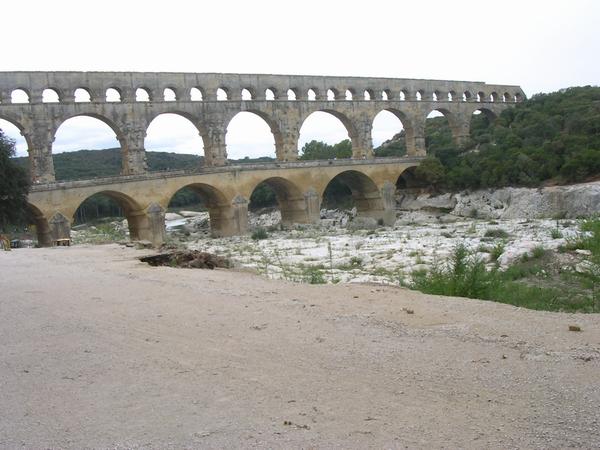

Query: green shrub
[550,228,563,239]
[484,228,509,238]
[303,266,326,284]
[251,227,268,240]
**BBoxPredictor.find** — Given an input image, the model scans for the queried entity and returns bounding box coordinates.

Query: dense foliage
[433,86,600,189]
[0,131,29,231]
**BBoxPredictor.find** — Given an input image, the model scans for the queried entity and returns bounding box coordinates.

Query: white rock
[165,212,184,221]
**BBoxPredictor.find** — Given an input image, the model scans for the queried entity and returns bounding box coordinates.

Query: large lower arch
[165,183,236,237]
[72,190,151,241]
[321,170,391,224]
[225,111,280,161]
[248,177,317,226]
[52,114,125,179]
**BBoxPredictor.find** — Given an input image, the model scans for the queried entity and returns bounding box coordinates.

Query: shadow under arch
[321,170,383,218]
[73,190,147,241]
[26,203,51,247]
[248,176,308,226]
[225,110,282,160]
[166,182,230,236]
[395,165,427,190]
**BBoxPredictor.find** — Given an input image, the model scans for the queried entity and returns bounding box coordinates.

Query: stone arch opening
[463,91,472,102]
[11,89,30,104]
[469,108,497,148]
[298,111,355,160]
[166,183,228,237]
[0,117,31,159]
[226,111,278,161]
[327,89,337,101]
[217,88,228,101]
[345,89,354,101]
[364,89,373,101]
[400,90,408,101]
[42,88,60,103]
[106,88,121,102]
[249,177,306,226]
[395,166,426,191]
[381,90,389,101]
[25,203,52,247]
[425,109,453,155]
[308,88,317,101]
[73,190,146,242]
[321,170,381,216]
[163,88,177,101]
[190,87,203,101]
[242,88,253,100]
[372,110,409,158]
[287,89,297,101]
[53,114,123,179]
[145,112,205,163]
[136,87,151,101]
[265,88,276,100]
[74,88,92,102]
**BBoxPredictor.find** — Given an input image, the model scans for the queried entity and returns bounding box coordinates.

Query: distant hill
[12,149,277,181]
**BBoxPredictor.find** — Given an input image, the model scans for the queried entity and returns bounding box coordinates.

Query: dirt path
[1,244,599,449]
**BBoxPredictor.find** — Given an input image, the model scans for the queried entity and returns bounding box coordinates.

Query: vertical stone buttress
[203,121,228,166]
[276,115,300,162]
[119,122,148,175]
[29,117,56,183]
[351,115,374,159]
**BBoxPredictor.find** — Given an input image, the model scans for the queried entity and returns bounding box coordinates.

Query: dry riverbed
[160,211,585,286]
[1,244,599,448]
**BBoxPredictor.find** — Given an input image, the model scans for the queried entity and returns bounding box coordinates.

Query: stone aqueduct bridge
[0,72,525,245]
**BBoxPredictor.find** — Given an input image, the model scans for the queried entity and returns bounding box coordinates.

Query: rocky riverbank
[397,180,600,219]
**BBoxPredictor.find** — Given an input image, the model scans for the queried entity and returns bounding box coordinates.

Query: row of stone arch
[29,167,411,246]
[5,86,524,104]
[5,105,497,162]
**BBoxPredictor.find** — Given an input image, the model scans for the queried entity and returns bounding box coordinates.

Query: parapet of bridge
[1,72,524,246]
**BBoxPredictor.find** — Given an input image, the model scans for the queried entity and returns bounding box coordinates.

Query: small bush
[484,228,509,238]
[304,266,326,284]
[251,227,268,240]
[550,228,563,239]
[490,242,505,261]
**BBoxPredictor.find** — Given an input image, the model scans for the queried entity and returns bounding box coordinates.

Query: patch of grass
[410,243,597,312]
[550,228,563,239]
[484,228,509,239]
[303,266,326,284]
[251,227,268,240]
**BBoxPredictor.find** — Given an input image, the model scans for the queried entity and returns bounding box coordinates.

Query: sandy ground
[1,245,599,449]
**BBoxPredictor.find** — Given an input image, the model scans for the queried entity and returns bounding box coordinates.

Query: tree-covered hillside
[432,86,600,189]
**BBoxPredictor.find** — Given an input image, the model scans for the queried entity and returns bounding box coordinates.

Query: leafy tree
[0,130,30,231]
[415,156,446,188]
[299,139,352,160]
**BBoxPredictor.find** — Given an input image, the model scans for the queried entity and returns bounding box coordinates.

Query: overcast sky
[2,0,599,158]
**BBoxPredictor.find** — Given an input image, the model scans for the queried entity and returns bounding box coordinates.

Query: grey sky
[2,0,599,158]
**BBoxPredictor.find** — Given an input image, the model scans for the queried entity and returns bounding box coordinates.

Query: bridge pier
[209,196,249,237]
[279,188,321,226]
[127,203,166,246]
